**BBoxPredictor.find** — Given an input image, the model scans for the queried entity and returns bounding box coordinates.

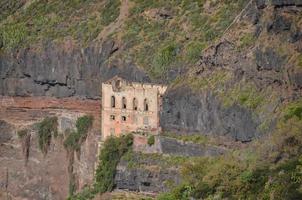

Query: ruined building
[101,76,167,140]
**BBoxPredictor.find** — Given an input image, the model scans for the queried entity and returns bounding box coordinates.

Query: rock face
[160,89,261,142]
[0,99,99,199]
[115,156,181,193]
[159,137,225,157]
[0,40,149,99]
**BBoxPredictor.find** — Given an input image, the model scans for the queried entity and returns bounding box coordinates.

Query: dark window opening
[133,98,138,110]
[122,97,127,109]
[110,115,115,120]
[144,98,149,111]
[122,116,127,122]
[111,96,115,108]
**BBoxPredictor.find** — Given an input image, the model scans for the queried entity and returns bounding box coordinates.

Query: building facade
[101,76,167,140]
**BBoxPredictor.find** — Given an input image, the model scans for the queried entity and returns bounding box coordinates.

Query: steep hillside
[1,0,302,199]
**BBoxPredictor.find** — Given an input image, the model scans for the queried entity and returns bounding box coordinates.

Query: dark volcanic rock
[0,40,149,99]
[255,47,286,72]
[159,137,225,156]
[267,15,291,33]
[271,0,302,6]
[160,88,261,142]
[115,159,180,193]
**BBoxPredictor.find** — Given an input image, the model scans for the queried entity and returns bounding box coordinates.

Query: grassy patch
[173,71,232,92]
[162,132,209,145]
[221,82,265,110]
[238,32,255,49]
[37,117,58,155]
[184,41,206,63]
[283,99,302,121]
[100,0,121,26]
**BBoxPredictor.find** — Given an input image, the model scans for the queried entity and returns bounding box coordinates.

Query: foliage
[184,41,206,63]
[147,135,155,146]
[37,117,58,155]
[238,32,255,49]
[284,99,302,121]
[298,54,302,69]
[0,22,28,49]
[221,81,265,110]
[17,129,28,138]
[162,132,209,145]
[173,71,231,92]
[120,0,249,81]
[0,0,122,49]
[70,134,134,199]
[100,0,121,26]
[64,115,93,151]
[94,134,134,193]
[158,118,302,199]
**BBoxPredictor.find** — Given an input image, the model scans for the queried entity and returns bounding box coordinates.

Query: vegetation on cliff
[37,116,58,155]
[64,115,94,151]
[158,115,302,199]
[68,134,134,199]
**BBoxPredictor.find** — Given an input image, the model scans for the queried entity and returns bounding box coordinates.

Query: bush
[37,117,58,155]
[94,134,134,194]
[159,118,302,199]
[64,115,93,151]
[147,135,155,146]
[284,99,302,121]
[17,129,28,138]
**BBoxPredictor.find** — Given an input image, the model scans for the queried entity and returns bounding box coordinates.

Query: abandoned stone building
[101,76,167,140]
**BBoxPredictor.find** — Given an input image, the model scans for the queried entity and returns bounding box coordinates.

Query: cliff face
[1,0,301,142]
[0,0,302,198]
[0,40,148,99]
[0,98,100,199]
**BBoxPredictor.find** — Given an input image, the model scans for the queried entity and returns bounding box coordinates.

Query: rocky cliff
[0,98,100,199]
[0,0,302,199]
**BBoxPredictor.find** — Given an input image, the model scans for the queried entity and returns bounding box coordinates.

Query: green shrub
[94,134,133,194]
[284,99,302,121]
[147,135,155,146]
[64,115,93,151]
[17,129,28,138]
[159,118,302,199]
[37,117,58,155]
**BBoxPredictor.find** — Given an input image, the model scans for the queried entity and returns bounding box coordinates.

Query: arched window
[144,98,149,111]
[122,97,127,109]
[111,96,115,108]
[133,98,138,110]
